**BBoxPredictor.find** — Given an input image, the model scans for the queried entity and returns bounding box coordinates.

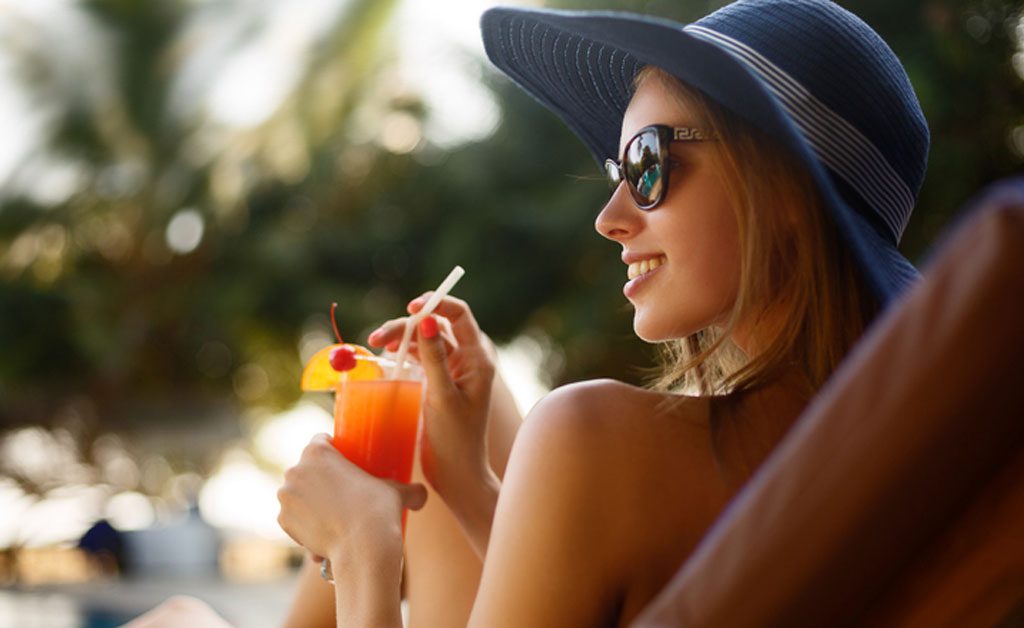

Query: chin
[633,308,708,343]
[632,315,676,343]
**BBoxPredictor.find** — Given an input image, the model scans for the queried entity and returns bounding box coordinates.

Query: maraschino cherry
[327,303,357,372]
[329,346,357,371]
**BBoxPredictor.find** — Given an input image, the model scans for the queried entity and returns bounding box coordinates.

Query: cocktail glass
[331,354,423,532]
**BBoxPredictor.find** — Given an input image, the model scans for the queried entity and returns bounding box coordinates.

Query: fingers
[368,316,456,354]
[289,434,349,480]
[388,481,428,511]
[407,293,483,346]
[302,433,336,459]
[367,318,407,348]
[299,434,428,513]
[416,315,458,399]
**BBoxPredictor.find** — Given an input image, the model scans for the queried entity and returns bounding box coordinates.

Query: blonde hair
[636,67,878,397]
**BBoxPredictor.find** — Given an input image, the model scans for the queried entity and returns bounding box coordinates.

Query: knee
[162,595,211,612]
[124,595,229,628]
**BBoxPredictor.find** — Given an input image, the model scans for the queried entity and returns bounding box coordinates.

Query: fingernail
[368,329,382,343]
[419,315,438,339]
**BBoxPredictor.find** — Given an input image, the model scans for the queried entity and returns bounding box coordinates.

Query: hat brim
[481,7,919,306]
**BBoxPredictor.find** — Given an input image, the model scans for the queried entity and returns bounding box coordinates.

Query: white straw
[391,265,465,379]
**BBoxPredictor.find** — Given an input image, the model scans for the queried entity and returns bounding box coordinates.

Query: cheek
[661,185,741,325]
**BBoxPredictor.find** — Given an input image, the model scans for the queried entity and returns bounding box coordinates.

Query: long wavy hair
[638,67,879,397]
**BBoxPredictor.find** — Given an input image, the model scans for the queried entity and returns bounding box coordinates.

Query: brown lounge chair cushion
[634,178,1024,628]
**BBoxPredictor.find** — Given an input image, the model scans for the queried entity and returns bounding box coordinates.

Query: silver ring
[320,558,335,583]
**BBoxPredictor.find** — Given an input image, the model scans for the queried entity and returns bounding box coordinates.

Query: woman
[133,0,929,625]
[277,1,929,625]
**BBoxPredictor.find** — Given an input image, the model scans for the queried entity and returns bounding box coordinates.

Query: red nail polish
[419,316,438,339]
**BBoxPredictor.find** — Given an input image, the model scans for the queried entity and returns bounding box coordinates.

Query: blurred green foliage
[0,0,1021,456]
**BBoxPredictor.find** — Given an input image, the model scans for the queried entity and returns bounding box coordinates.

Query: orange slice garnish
[300,344,383,391]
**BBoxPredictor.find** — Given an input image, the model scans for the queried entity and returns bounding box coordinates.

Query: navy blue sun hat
[480,0,930,306]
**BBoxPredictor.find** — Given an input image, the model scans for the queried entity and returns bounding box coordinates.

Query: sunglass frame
[604,124,716,210]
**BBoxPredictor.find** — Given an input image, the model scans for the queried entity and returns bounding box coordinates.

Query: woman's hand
[276,434,427,566]
[368,295,501,556]
[369,295,497,497]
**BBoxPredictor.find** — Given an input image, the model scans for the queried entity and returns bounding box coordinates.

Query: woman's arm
[277,435,428,628]
[328,543,405,628]
[370,297,514,557]
[468,382,631,627]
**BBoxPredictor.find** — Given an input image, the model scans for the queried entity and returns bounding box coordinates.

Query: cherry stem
[330,303,343,343]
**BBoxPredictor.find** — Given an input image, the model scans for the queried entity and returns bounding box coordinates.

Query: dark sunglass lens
[624,130,664,206]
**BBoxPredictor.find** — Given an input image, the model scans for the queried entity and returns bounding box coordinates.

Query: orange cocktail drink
[331,356,423,532]
[301,339,424,534]
[332,376,422,484]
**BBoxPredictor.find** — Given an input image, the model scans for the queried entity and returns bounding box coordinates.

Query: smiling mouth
[627,255,667,280]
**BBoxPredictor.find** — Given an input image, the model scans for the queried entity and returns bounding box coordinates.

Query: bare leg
[404,373,522,627]
[122,596,231,628]
[403,464,483,627]
[280,555,337,628]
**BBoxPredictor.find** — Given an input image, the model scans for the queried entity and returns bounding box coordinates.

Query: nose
[595,184,642,242]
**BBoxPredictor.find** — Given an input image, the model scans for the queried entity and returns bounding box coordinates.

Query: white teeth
[626,255,666,281]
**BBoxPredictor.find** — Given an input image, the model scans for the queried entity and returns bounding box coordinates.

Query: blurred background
[0,0,1021,625]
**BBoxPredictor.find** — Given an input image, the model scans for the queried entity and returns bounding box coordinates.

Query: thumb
[390,481,429,511]
[416,315,457,397]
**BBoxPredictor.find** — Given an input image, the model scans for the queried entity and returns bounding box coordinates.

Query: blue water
[79,608,138,628]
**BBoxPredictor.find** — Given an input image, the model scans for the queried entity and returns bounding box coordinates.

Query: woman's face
[595,77,741,342]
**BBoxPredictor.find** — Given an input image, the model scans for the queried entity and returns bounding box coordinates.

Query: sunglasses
[604,125,716,210]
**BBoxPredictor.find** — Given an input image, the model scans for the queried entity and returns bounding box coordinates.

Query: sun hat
[480,0,930,306]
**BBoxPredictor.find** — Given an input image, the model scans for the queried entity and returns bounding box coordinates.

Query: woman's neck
[709,364,812,490]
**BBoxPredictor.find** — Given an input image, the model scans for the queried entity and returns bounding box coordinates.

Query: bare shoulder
[531,377,671,411]
[471,379,729,626]
[519,378,714,470]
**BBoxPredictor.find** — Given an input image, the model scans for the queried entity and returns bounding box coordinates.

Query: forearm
[440,466,501,560]
[447,366,516,558]
[330,546,404,628]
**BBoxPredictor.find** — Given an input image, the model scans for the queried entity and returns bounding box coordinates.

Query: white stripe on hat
[684,24,914,242]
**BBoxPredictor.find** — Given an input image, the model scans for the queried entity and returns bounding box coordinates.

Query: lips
[626,255,667,280]
[623,254,667,300]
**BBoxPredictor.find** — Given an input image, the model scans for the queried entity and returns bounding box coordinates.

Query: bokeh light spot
[379,111,422,154]
[106,491,156,531]
[165,209,205,255]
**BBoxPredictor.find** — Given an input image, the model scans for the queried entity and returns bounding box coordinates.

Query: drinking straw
[391,265,465,379]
